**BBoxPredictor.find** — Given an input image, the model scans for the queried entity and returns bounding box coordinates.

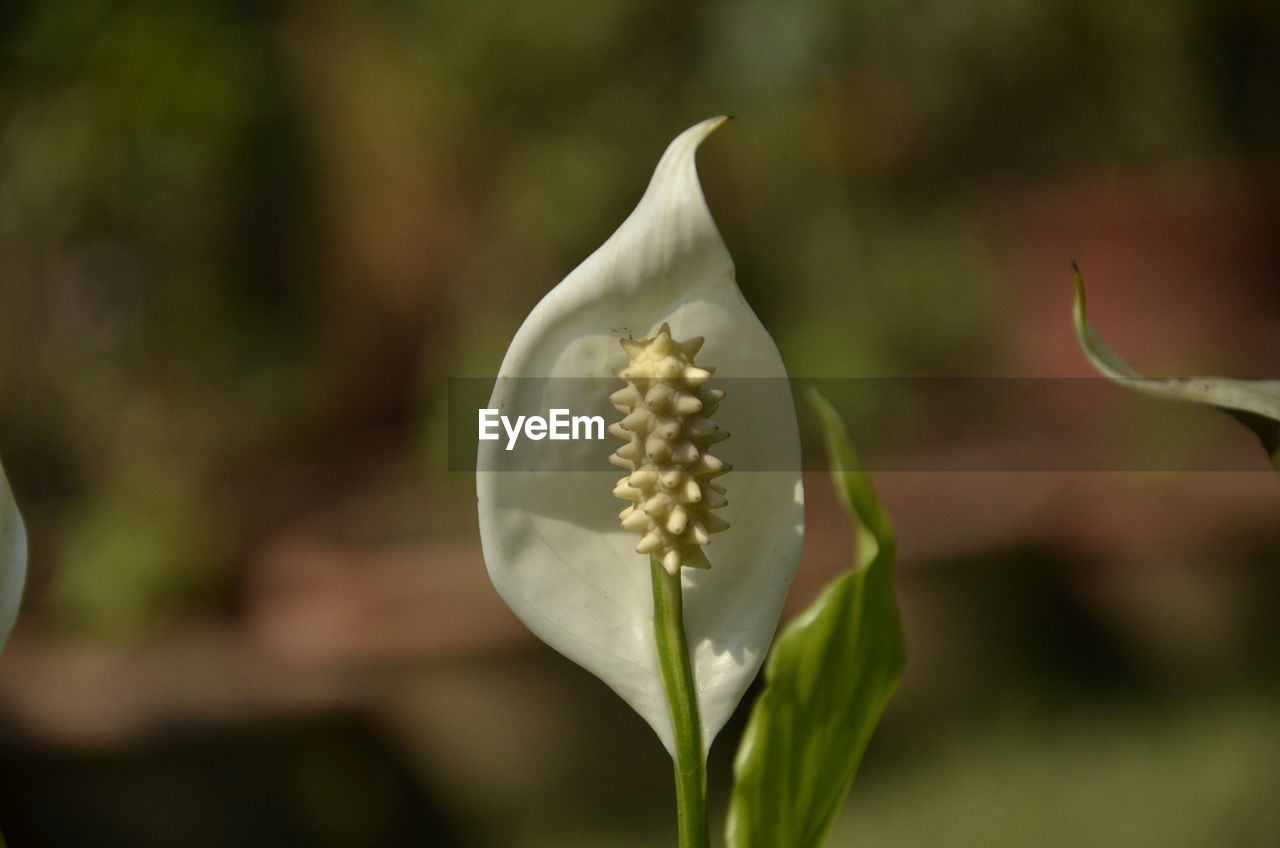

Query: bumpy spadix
[611,324,731,574]
[477,117,803,755]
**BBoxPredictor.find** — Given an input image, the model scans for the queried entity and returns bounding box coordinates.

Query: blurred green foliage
[834,696,1280,848]
[0,0,1277,638]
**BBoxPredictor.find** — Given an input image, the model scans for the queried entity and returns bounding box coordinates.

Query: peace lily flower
[476,117,804,764]
[1,458,26,650]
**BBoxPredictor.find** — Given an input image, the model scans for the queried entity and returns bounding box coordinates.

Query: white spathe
[1,459,26,649]
[477,117,804,756]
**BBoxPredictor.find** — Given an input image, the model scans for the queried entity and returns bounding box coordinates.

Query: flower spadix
[610,323,731,575]
[477,117,803,756]
[1,459,26,650]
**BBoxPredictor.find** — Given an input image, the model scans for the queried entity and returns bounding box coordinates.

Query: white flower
[1,459,26,649]
[477,117,804,755]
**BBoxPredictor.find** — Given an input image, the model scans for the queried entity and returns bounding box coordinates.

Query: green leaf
[1073,269,1280,474]
[726,388,905,848]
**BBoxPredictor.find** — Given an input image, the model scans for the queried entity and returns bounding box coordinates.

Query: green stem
[651,557,709,848]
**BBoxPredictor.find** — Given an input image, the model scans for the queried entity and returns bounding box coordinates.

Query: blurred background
[2,0,1280,845]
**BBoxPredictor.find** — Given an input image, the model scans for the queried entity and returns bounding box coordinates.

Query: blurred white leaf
[1073,271,1280,473]
[1,460,27,649]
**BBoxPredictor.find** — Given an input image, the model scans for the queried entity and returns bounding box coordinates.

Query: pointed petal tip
[1072,268,1090,332]
[660,115,735,165]
[692,114,733,143]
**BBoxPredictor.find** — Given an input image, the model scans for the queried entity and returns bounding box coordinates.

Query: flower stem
[650,557,709,848]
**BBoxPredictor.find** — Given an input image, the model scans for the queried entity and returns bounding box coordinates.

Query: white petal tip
[649,116,735,186]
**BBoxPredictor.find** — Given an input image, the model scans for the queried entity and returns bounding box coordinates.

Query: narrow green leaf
[726,388,905,848]
[1073,269,1280,474]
